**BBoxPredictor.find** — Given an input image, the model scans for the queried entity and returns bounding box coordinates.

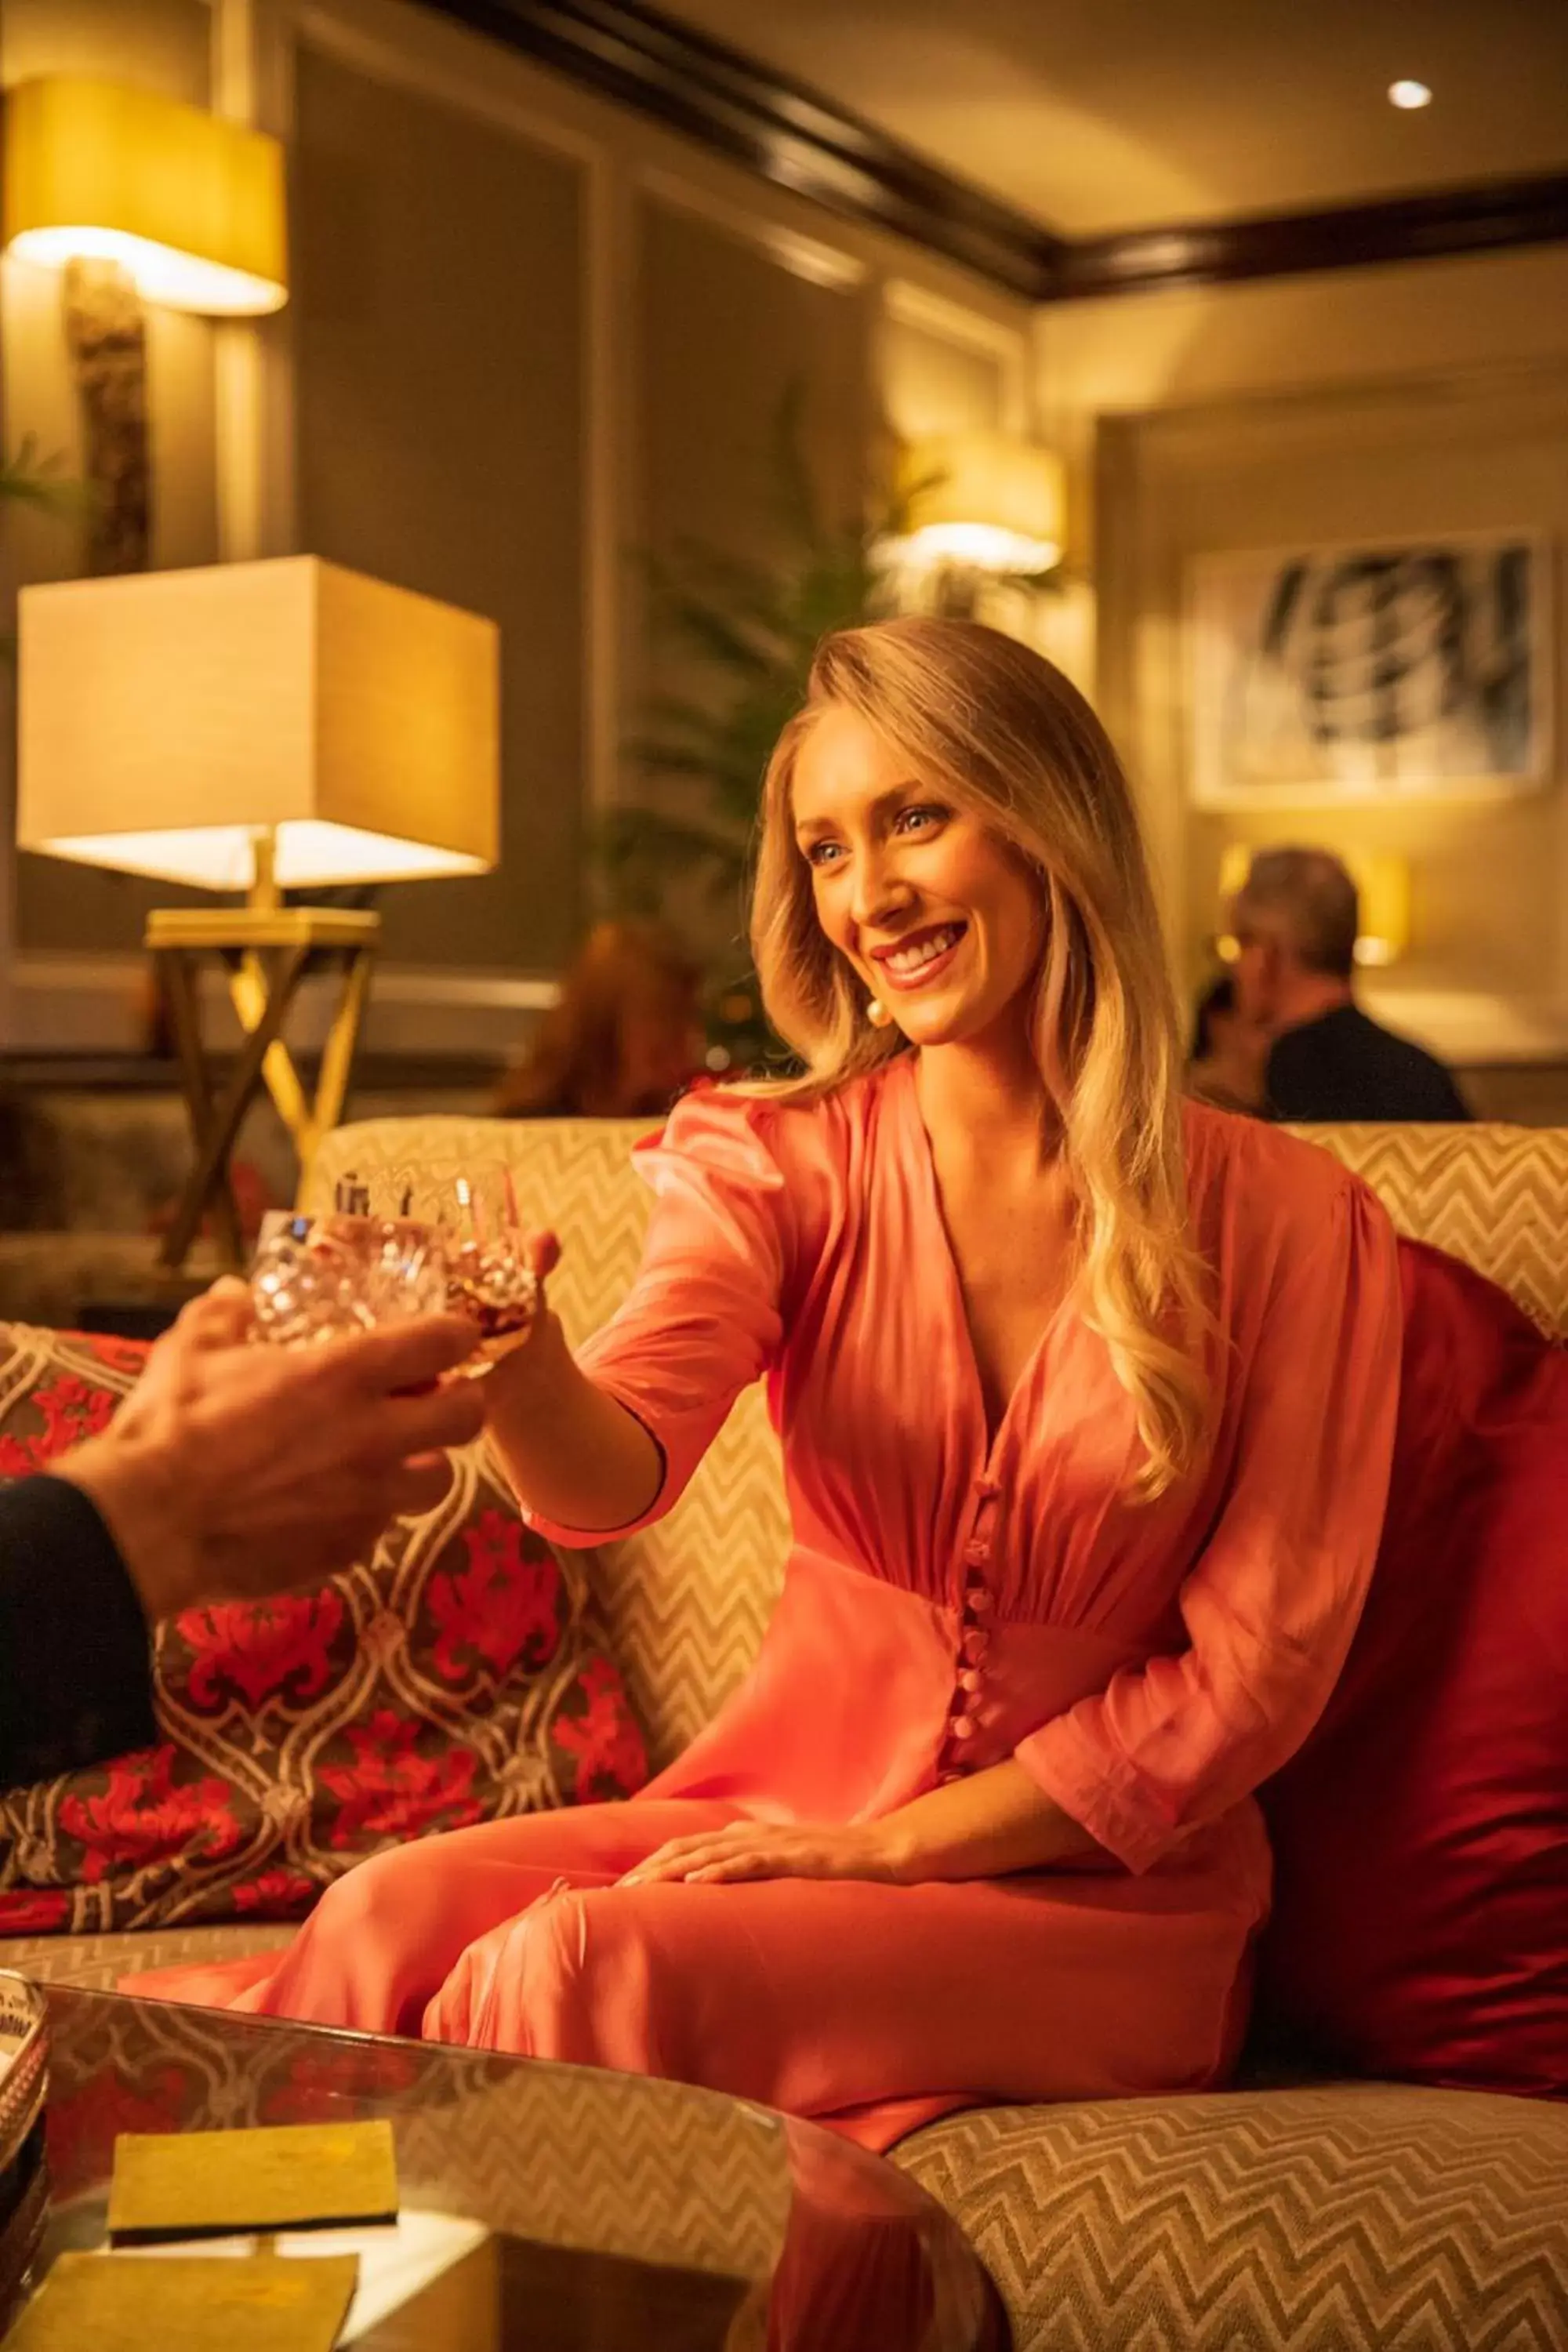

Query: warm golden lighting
[1218,843,1412,969]
[8,225,285,316]
[17,558,499,893]
[29,824,488,895]
[1216,842,1253,931]
[901,432,1065,573]
[1348,855,1412,967]
[2,76,287,317]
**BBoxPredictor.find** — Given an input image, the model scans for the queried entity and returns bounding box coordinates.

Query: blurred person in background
[1230,848,1470,1123]
[1185,972,1269,1114]
[498,918,706,1120]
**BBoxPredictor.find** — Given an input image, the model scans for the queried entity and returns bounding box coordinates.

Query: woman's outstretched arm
[485,1305,665,1536]
[489,1091,793,1547]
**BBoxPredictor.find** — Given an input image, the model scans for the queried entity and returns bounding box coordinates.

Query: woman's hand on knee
[619,1820,902,1888]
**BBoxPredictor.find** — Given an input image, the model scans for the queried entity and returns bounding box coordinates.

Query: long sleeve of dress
[523,1089,792,1547]
[1015,1174,1403,1874]
[0,1473,156,1790]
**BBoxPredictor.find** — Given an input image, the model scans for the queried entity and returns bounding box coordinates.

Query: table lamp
[17,557,499,1271]
[900,432,1065,574]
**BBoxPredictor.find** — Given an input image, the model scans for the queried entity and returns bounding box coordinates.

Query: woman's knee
[310,1839,436,1943]
[469,1886,666,2073]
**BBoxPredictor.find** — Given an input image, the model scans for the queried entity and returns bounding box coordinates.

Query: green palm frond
[0,439,90,665]
[0,436,91,518]
[596,804,749,872]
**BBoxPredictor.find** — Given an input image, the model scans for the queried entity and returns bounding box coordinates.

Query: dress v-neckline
[896,1054,1075,1461]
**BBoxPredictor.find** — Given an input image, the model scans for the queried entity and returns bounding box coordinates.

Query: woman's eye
[895,804,947,836]
[804,840,844,869]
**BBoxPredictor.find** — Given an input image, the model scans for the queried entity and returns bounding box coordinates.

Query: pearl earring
[866,996,891,1029]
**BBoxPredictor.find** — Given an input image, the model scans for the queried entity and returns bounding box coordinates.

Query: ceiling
[658,0,1568,238]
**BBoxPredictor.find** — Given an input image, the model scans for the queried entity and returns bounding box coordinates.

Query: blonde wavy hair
[750,614,1212,1497]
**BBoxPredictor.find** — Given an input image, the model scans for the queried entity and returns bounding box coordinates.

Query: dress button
[958,1667,982,1694]
[963,1538,990,1566]
[961,1628,989,1664]
[949,1713,976,1740]
[937,1766,962,1787]
[974,1475,1000,1498]
[964,1581,993,1616]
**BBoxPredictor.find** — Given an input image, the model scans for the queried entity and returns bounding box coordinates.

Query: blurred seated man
[0,1285,484,1789]
[1231,847,1471,1123]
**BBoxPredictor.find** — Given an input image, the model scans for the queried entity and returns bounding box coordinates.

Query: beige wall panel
[641,198,869,558]
[634,196,869,955]
[290,42,585,975]
[880,313,1005,445]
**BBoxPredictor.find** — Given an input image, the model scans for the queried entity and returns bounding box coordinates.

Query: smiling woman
[126,618,1404,2164]
[753,616,1210,1496]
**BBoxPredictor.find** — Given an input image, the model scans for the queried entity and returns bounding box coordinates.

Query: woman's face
[791,703,1045,1051]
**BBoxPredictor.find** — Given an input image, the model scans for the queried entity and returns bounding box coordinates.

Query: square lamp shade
[17,557,499,895]
[901,431,1065,573]
[2,75,287,316]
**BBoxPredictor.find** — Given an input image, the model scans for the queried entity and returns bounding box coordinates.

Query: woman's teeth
[885,924,963,976]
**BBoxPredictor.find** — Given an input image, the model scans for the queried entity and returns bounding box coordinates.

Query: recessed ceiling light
[1388,78,1433,109]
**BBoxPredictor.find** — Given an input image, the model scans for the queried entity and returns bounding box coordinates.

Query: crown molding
[417,0,1062,297]
[1054,170,1568,303]
[419,0,1568,304]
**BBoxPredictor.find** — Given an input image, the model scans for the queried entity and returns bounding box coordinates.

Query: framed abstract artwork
[1187,533,1552,807]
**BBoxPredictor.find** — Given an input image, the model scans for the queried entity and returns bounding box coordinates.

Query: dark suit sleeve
[0,1475,156,1790]
[1261,1030,1312,1121]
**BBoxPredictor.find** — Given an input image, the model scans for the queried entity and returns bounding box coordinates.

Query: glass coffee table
[5,1985,1009,2349]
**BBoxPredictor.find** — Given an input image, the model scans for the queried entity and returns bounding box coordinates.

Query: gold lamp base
[147,869,379,1274]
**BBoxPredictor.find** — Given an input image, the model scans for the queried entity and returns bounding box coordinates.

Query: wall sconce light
[900,431,1066,575]
[1216,844,1412,969]
[2,76,288,573]
[2,76,288,317]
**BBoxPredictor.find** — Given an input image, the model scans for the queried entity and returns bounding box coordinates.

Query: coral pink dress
[128,1058,1402,2151]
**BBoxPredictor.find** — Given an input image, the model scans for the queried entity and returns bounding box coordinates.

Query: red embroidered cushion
[1257,1240,1568,2098]
[0,1327,646,1932]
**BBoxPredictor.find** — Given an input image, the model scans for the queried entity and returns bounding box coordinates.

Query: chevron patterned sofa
[5,1112,1566,2350]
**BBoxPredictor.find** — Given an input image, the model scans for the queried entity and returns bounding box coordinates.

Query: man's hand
[56,1281,486,1623]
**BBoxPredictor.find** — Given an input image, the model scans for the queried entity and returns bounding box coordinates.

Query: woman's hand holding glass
[248,1163,561,1374]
